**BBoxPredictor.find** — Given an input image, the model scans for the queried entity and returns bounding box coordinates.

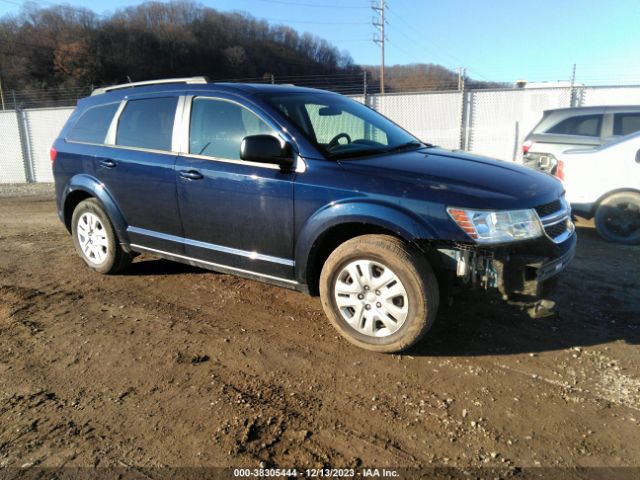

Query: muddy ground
[0,186,639,476]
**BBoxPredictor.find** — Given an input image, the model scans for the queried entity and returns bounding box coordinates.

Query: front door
[175,96,296,280]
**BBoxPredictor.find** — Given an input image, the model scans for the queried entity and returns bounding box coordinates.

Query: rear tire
[594,192,640,245]
[319,235,439,353]
[71,198,132,274]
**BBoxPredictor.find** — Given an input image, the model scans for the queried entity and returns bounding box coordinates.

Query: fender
[62,174,131,245]
[574,187,640,218]
[294,198,438,284]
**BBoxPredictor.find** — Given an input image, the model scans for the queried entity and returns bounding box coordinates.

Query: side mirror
[240,135,294,170]
[636,149,640,164]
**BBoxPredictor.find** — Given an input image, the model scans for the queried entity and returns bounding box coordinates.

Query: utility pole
[372,0,386,94]
[363,70,368,97]
[0,76,5,110]
[457,67,466,91]
[570,63,577,106]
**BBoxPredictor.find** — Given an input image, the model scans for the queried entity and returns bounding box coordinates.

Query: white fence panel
[0,111,26,183]
[372,92,462,150]
[3,85,640,184]
[468,88,572,162]
[24,107,74,182]
[580,86,640,106]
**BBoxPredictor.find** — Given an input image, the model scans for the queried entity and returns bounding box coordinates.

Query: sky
[1,0,639,85]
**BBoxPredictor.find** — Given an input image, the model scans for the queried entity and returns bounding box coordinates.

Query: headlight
[447,207,543,244]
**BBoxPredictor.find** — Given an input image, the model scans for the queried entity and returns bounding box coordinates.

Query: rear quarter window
[547,114,602,137]
[66,103,119,144]
[116,97,178,151]
[613,113,640,136]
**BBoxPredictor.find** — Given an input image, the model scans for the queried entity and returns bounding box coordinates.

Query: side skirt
[128,244,309,294]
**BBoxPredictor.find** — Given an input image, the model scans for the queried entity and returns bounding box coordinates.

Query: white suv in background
[557,131,640,244]
[522,105,640,175]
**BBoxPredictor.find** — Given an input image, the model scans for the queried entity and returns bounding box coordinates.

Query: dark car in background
[52,78,576,352]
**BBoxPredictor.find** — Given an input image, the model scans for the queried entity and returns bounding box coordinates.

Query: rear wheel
[594,192,640,245]
[319,235,439,353]
[71,198,132,274]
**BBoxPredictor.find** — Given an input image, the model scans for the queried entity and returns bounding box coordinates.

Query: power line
[385,4,493,81]
[253,0,369,9]
[263,17,369,25]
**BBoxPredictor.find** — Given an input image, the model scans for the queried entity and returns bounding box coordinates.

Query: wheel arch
[62,174,130,246]
[295,201,436,295]
[583,187,640,217]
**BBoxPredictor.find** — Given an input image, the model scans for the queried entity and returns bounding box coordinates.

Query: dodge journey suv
[52,77,576,352]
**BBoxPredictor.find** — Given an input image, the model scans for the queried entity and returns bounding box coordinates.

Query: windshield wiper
[329,141,434,160]
[330,148,389,160]
[386,141,426,153]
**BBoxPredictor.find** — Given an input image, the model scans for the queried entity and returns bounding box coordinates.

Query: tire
[594,192,640,245]
[319,235,439,353]
[71,198,132,274]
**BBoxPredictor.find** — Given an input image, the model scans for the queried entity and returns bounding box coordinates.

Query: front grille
[535,200,562,217]
[535,197,573,243]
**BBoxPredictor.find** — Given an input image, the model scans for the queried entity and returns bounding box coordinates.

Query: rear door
[94,94,183,253]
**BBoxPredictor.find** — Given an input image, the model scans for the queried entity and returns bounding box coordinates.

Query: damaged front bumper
[430,231,577,317]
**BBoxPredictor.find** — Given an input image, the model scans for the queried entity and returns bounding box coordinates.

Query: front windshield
[261,92,423,159]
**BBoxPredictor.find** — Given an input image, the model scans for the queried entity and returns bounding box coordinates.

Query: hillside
[363,64,507,93]
[0,1,358,92]
[0,1,502,98]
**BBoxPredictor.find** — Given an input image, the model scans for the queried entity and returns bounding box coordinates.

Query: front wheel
[594,192,640,245]
[319,235,439,353]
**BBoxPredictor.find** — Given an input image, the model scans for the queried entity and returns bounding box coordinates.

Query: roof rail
[91,76,209,96]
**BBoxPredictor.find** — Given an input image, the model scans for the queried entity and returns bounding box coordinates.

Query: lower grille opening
[544,220,568,239]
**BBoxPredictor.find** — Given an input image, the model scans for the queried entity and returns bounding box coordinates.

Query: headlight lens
[447,207,543,244]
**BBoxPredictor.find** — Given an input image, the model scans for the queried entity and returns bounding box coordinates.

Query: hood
[338,147,564,206]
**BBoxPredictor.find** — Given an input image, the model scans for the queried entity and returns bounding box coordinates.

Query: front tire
[71,198,132,274]
[319,235,439,353]
[594,192,640,245]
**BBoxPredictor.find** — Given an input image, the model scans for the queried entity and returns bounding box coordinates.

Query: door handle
[179,169,204,180]
[98,159,117,169]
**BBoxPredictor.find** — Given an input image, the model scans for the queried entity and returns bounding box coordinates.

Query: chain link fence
[0,107,74,183]
[2,83,640,184]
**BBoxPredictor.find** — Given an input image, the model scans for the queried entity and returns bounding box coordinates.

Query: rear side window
[613,113,640,136]
[116,97,178,151]
[547,114,602,137]
[189,98,274,160]
[66,103,119,144]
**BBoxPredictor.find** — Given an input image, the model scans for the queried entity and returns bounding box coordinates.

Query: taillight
[50,146,57,164]
[555,160,565,181]
[522,140,534,154]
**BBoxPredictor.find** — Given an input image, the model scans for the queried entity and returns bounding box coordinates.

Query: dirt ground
[0,185,639,476]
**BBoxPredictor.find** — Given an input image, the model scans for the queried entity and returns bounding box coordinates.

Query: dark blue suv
[52,77,576,352]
